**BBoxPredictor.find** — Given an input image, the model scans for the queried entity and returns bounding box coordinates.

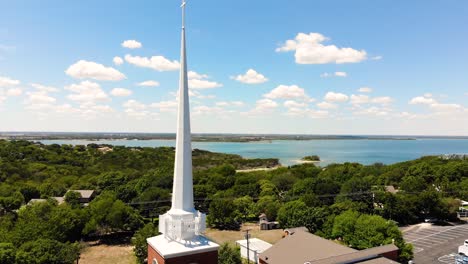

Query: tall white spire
[171,0,194,213]
[158,0,206,241]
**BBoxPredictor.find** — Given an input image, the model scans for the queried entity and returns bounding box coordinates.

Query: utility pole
[244,229,251,263]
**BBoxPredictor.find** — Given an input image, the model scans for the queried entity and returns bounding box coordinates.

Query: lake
[38,138,468,166]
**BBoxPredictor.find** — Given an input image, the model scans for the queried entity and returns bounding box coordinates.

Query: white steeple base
[158,209,206,241]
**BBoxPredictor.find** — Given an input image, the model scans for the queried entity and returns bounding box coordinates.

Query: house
[67,190,96,204]
[27,197,65,205]
[385,186,399,194]
[236,238,272,263]
[259,213,279,230]
[259,228,399,264]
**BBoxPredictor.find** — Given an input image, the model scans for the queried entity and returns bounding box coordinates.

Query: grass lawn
[205,223,284,246]
[80,243,136,264]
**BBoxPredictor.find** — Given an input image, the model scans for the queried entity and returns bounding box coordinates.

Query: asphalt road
[403,224,468,263]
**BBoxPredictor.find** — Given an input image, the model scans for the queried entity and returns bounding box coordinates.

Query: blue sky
[0,0,467,135]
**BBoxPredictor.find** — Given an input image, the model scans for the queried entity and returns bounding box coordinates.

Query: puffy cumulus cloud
[111,88,132,97]
[371,96,393,105]
[358,87,373,93]
[189,79,223,89]
[350,94,370,105]
[253,98,278,113]
[186,71,223,89]
[137,80,160,87]
[25,91,56,105]
[0,76,20,87]
[409,96,436,105]
[276,33,367,64]
[65,81,109,103]
[122,99,159,120]
[123,99,146,110]
[31,83,59,93]
[284,100,307,108]
[320,71,347,78]
[65,60,126,81]
[232,69,268,84]
[324,92,348,102]
[121,40,142,49]
[264,85,308,100]
[216,101,245,107]
[113,56,124,66]
[188,71,209,79]
[151,100,178,112]
[317,101,338,109]
[124,54,179,72]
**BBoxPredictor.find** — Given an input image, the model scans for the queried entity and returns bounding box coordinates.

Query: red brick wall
[380,249,399,262]
[148,244,218,264]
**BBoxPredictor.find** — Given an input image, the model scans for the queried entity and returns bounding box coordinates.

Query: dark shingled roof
[259,229,399,264]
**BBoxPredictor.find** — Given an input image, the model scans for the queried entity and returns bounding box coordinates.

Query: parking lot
[403,223,468,263]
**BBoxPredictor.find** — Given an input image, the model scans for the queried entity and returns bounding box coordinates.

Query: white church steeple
[158,0,206,241]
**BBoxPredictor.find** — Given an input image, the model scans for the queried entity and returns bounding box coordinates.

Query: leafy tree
[233,196,254,222]
[207,198,240,230]
[15,239,80,264]
[64,191,81,208]
[0,243,16,264]
[133,223,159,264]
[218,243,242,264]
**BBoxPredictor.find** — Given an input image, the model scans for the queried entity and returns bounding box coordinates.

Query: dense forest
[0,140,467,263]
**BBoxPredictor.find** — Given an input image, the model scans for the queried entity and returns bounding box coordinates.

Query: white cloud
[264,85,308,100]
[276,32,367,64]
[324,92,349,102]
[358,87,373,93]
[25,91,57,105]
[124,54,179,72]
[350,94,370,105]
[317,101,338,109]
[371,56,383,60]
[371,96,393,105]
[65,60,126,81]
[188,71,209,79]
[252,98,278,113]
[232,69,268,84]
[284,100,307,108]
[0,76,20,87]
[189,79,223,89]
[111,88,132,97]
[354,106,389,116]
[65,81,109,103]
[121,40,142,49]
[113,56,124,66]
[430,103,463,112]
[186,71,223,89]
[216,101,245,107]
[6,88,22,96]
[137,80,160,87]
[320,71,347,78]
[151,100,178,112]
[409,96,436,105]
[31,83,59,93]
[123,99,146,110]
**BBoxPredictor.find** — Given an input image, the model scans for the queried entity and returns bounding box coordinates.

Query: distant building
[259,228,399,264]
[385,186,399,194]
[236,238,272,263]
[27,197,65,205]
[67,190,96,204]
[259,213,279,230]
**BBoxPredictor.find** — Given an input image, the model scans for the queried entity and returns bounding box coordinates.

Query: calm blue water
[38,139,468,166]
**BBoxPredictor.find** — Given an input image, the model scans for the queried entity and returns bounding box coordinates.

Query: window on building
[152,259,158,264]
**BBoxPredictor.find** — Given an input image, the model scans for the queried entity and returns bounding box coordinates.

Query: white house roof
[461,200,468,206]
[236,238,272,253]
